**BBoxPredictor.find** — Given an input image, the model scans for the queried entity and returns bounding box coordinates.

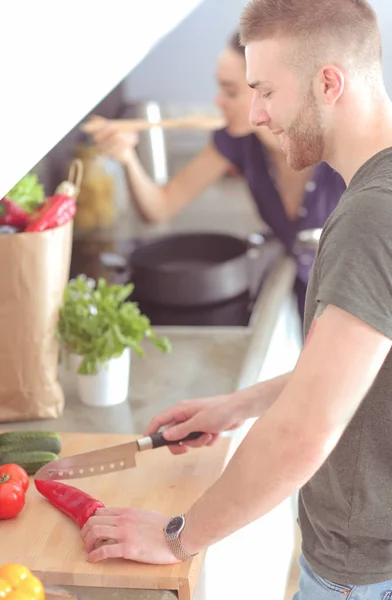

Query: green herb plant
[57,275,172,375]
[5,173,44,213]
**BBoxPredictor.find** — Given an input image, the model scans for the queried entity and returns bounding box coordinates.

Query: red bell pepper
[0,198,29,228]
[34,479,104,527]
[25,194,76,233]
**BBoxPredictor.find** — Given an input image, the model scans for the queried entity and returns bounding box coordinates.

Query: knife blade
[34,431,203,481]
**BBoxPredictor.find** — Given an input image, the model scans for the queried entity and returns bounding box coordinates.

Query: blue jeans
[293,554,392,599]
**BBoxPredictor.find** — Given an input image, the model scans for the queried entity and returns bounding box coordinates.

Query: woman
[85,32,346,325]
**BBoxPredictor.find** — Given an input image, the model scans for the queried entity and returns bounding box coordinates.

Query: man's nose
[250,97,270,127]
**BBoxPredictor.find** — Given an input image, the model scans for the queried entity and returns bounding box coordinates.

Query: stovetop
[70,234,284,328]
[133,289,253,327]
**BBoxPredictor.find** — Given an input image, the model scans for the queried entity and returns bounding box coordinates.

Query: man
[80,0,392,596]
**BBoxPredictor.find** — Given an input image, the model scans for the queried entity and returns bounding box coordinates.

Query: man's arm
[180,303,391,553]
[140,372,292,457]
[232,319,319,420]
[231,372,292,419]
[81,303,390,563]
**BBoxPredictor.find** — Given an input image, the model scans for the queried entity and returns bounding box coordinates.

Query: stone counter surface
[4,328,251,435]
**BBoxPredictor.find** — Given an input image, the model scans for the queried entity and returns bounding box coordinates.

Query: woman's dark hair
[229,31,246,57]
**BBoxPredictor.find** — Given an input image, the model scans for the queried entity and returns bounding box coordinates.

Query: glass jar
[73,144,116,232]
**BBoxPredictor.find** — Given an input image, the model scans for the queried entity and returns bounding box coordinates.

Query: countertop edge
[236,255,297,391]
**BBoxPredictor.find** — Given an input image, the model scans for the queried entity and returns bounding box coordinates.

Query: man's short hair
[240,0,382,83]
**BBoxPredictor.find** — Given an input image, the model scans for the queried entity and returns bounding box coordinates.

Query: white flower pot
[75,348,131,407]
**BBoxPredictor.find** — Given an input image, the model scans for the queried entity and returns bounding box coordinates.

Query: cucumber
[0,437,61,458]
[0,431,61,453]
[0,451,58,475]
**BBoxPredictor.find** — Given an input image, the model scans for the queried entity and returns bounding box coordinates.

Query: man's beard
[284,87,325,171]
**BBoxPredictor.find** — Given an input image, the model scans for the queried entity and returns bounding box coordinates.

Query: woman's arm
[86,117,231,223]
[123,143,231,223]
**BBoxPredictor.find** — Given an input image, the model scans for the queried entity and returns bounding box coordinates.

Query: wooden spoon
[81,114,225,134]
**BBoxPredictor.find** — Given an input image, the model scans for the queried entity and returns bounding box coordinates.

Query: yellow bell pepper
[0,564,44,600]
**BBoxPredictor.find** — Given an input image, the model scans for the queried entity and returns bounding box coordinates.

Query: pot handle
[99,252,133,287]
[99,251,129,274]
[245,232,269,303]
[246,231,269,253]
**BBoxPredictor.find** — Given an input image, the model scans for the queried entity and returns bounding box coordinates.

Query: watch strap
[164,514,199,561]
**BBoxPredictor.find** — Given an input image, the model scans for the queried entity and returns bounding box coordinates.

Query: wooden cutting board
[0,433,232,600]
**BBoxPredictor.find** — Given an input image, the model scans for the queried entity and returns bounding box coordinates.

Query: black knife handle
[150,431,204,449]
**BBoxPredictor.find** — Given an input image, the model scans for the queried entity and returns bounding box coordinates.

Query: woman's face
[215,47,254,136]
[215,46,282,152]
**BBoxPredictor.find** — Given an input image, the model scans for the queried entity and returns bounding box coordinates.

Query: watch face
[166,515,184,536]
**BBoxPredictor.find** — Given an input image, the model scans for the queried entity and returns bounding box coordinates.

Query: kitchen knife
[34,432,203,481]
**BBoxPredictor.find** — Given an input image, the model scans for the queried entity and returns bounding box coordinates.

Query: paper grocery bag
[0,221,72,422]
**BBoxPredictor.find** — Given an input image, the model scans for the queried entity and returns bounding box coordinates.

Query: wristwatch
[163,514,199,561]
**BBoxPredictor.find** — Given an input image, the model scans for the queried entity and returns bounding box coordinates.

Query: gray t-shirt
[300,147,392,586]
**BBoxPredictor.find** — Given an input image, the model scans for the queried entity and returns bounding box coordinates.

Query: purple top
[213,128,346,284]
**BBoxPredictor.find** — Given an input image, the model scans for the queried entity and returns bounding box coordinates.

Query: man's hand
[81,507,180,564]
[145,395,246,455]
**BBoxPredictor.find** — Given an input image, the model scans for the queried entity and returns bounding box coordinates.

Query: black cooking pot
[100,232,266,308]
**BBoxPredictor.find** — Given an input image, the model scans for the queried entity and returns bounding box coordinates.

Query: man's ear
[318,65,344,105]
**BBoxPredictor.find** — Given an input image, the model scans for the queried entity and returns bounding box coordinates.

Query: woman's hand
[82,116,139,164]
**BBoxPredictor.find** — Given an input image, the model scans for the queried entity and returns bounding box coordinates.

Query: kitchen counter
[3,255,299,600]
[31,327,250,436]
[4,327,250,437]
[3,163,303,598]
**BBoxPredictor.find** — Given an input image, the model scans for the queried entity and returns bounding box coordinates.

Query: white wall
[0,0,204,199]
[125,0,248,105]
[369,0,392,98]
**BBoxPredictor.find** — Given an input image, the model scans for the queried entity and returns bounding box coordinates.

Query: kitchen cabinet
[0,0,203,199]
